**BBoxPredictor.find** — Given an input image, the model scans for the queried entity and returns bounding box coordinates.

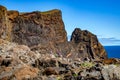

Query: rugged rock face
[0,6,8,40]
[11,10,67,47]
[0,6,13,41]
[70,28,107,60]
[0,5,107,60]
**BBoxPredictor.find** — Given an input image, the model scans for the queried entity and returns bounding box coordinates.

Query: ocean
[104,46,120,59]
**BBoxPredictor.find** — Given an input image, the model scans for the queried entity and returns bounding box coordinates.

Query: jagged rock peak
[71,28,96,43]
[70,28,107,60]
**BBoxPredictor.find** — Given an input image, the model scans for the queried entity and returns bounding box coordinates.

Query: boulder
[43,67,58,76]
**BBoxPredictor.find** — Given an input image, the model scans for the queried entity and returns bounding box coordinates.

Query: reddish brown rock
[14,66,39,80]
[11,10,67,47]
[0,5,8,39]
[7,10,19,21]
[0,5,13,41]
[43,67,58,75]
[102,58,118,64]
[70,28,107,60]
[0,5,67,46]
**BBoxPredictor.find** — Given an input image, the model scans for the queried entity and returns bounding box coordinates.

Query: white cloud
[67,35,71,41]
[67,34,120,46]
[98,37,120,46]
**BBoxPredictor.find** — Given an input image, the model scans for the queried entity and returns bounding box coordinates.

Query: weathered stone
[102,64,120,80]
[7,10,19,21]
[14,66,39,80]
[102,58,118,64]
[11,10,67,47]
[0,5,8,39]
[43,67,58,76]
[35,59,57,68]
[70,28,107,60]
[0,39,40,80]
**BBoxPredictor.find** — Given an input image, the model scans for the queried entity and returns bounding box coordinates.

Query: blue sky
[0,0,120,46]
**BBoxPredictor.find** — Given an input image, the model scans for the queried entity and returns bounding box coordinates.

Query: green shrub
[81,62,94,68]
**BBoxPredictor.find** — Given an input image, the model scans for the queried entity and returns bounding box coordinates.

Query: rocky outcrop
[0,6,13,41]
[70,28,107,60]
[0,5,107,61]
[0,5,67,55]
[0,6,8,40]
[11,10,67,47]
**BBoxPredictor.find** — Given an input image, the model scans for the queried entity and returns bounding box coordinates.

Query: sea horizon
[104,46,120,59]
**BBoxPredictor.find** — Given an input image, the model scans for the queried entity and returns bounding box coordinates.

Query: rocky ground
[0,39,120,80]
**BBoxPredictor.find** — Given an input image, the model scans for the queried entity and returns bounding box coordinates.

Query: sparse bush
[81,62,94,68]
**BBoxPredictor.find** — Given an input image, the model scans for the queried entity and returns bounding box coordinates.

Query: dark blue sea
[104,46,120,59]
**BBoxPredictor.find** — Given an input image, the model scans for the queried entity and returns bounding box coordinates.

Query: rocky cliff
[2,5,119,80]
[0,5,107,61]
[70,28,107,60]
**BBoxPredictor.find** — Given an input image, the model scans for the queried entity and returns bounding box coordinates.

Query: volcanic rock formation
[70,28,107,60]
[1,5,120,80]
[0,5,107,61]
